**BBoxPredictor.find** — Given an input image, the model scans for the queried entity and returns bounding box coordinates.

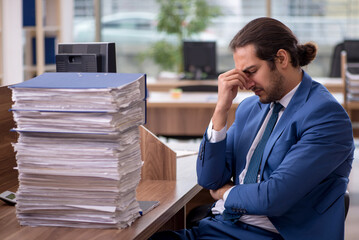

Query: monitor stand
[194,68,202,80]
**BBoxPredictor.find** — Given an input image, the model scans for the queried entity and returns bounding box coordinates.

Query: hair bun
[298,42,317,66]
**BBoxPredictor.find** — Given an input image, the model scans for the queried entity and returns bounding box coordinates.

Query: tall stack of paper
[10,72,147,228]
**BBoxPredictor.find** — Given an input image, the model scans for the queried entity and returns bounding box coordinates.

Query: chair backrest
[330,42,344,77]
[344,40,359,63]
[345,190,350,220]
[331,40,359,77]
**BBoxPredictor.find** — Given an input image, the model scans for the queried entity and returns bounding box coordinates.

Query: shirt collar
[272,81,301,109]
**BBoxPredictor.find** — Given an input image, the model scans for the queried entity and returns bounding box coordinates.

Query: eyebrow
[242,65,257,73]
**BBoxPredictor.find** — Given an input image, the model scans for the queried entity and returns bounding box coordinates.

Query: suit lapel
[259,71,313,177]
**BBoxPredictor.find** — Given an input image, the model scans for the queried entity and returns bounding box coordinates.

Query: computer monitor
[183,41,217,80]
[56,42,117,73]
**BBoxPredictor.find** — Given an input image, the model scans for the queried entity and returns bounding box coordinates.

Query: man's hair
[229,17,317,69]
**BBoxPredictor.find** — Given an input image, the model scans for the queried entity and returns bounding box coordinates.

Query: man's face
[233,44,286,104]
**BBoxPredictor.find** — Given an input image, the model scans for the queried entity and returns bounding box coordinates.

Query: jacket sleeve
[196,110,243,189]
[196,98,254,189]
[196,132,231,189]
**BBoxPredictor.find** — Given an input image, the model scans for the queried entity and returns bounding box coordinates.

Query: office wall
[2,0,23,85]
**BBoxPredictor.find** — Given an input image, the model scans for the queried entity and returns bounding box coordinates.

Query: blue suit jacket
[197,72,354,240]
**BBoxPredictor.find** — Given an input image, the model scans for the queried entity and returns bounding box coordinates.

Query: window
[73,0,359,78]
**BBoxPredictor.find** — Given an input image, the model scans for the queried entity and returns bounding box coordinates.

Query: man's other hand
[209,182,234,200]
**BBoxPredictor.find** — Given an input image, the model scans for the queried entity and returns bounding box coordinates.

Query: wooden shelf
[23,25,61,32]
[23,0,62,80]
[0,0,65,86]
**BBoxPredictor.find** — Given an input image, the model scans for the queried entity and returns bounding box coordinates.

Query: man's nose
[246,78,255,90]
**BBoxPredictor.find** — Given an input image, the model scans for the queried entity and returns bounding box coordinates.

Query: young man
[151,17,354,240]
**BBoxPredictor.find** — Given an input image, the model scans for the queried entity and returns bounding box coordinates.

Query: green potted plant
[142,0,221,74]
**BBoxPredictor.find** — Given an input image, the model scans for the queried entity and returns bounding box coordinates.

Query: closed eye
[242,65,259,76]
[244,70,257,76]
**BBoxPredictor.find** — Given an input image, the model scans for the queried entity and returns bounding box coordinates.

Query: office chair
[330,42,344,77]
[345,190,350,220]
[186,202,214,229]
[344,40,359,64]
[330,40,359,77]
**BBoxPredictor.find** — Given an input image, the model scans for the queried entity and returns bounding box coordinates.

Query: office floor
[164,137,359,239]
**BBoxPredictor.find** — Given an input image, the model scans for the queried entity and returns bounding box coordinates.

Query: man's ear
[276,49,289,68]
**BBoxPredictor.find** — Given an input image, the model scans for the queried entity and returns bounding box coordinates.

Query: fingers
[218,69,250,90]
[213,69,251,130]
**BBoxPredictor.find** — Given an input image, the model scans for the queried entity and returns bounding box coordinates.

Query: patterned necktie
[243,102,283,184]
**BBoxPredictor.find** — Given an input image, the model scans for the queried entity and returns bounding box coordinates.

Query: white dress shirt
[207,83,300,233]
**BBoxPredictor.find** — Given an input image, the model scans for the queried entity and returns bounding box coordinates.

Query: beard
[254,69,285,104]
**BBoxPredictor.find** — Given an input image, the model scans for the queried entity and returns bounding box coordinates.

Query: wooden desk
[145,92,254,137]
[315,77,342,93]
[0,156,201,240]
[0,86,17,193]
[145,91,355,137]
[147,79,218,92]
[145,78,343,137]
[147,77,343,93]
